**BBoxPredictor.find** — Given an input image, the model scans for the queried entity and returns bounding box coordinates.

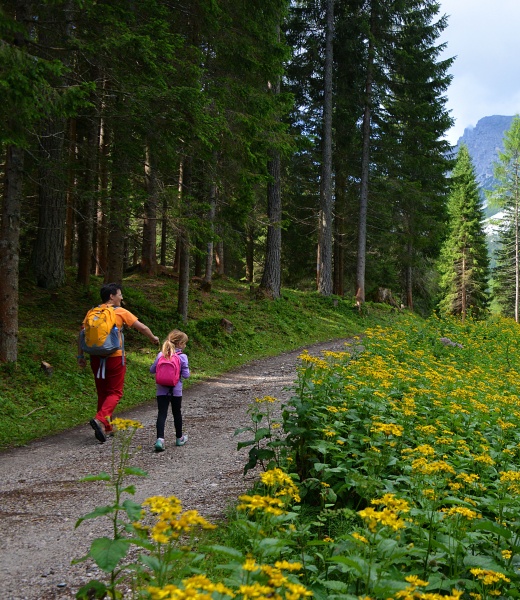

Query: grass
[0,271,398,450]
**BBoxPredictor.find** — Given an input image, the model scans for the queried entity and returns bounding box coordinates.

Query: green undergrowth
[0,272,400,450]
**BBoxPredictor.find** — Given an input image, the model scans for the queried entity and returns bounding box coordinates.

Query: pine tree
[488,115,520,321]
[438,144,490,319]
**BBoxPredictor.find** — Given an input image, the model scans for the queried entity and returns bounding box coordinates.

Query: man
[78,283,159,443]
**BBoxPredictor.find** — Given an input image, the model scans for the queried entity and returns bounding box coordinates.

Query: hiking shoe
[176,434,188,446]
[90,418,106,443]
[154,439,165,452]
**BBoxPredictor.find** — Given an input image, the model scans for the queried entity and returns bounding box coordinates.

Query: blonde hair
[161,329,188,358]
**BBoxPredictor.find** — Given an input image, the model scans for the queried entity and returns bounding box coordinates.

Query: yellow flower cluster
[411,458,455,476]
[370,422,404,437]
[111,417,143,430]
[499,470,520,493]
[470,568,511,586]
[142,496,216,544]
[440,506,480,520]
[371,493,410,513]
[358,506,407,533]
[260,468,301,502]
[148,574,234,599]
[255,396,278,404]
[298,350,330,370]
[237,494,286,516]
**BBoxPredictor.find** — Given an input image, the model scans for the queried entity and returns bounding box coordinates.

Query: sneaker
[154,439,165,452]
[176,434,188,446]
[90,418,106,443]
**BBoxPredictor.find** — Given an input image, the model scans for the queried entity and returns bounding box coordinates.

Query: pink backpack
[155,353,181,388]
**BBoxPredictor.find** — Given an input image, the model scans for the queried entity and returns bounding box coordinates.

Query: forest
[1,0,520,365]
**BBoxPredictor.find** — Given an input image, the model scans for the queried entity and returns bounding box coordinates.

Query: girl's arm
[180,353,190,379]
[150,352,162,374]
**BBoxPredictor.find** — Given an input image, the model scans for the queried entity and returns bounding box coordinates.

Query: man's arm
[132,320,160,345]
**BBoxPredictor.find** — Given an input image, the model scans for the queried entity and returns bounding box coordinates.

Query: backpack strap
[96,357,107,379]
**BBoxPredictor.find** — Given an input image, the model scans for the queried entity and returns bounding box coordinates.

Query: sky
[438,0,520,145]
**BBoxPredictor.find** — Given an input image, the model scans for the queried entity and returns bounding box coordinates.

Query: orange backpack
[80,305,123,357]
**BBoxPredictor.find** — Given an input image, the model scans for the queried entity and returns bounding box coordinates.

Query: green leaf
[122,499,143,521]
[463,554,504,571]
[202,544,244,559]
[90,537,130,572]
[139,553,162,573]
[80,472,111,482]
[254,427,271,442]
[123,467,147,477]
[331,555,369,576]
[121,485,136,495]
[237,439,256,450]
[75,580,108,599]
[472,520,512,540]
[321,580,349,592]
[75,505,115,528]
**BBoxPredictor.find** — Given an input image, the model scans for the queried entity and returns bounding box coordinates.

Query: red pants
[90,356,126,431]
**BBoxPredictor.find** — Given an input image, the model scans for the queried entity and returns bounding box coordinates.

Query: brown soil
[0,339,350,600]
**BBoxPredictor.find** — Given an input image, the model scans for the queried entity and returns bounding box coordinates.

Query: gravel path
[0,339,351,600]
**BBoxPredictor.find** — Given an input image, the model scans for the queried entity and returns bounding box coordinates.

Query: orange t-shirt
[83,304,138,357]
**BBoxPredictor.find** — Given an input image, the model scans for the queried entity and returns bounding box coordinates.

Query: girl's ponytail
[161,329,188,358]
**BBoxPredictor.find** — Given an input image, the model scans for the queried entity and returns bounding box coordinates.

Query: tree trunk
[317,0,334,296]
[96,115,109,276]
[177,158,191,321]
[76,117,97,285]
[245,224,255,284]
[356,15,374,306]
[259,150,282,298]
[177,231,190,321]
[160,194,168,266]
[0,145,24,363]
[33,118,67,289]
[215,236,225,276]
[204,171,217,284]
[333,172,347,296]
[105,135,126,283]
[141,144,158,275]
[64,118,77,268]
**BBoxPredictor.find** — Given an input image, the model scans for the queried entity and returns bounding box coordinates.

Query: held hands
[152,335,160,345]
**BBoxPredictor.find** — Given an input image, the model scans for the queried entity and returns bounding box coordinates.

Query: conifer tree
[438,144,490,319]
[488,115,520,321]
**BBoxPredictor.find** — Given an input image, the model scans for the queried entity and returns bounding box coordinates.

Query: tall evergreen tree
[488,115,520,321]
[438,144,490,319]
[381,0,454,312]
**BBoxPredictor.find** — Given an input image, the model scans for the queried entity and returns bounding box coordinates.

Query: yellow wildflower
[111,417,143,430]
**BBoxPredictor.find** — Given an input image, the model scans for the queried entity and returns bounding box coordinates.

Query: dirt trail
[0,339,350,600]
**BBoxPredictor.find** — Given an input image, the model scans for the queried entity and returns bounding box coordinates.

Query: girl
[150,329,190,451]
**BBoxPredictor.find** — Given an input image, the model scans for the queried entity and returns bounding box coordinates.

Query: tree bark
[259,150,282,298]
[141,144,158,275]
[96,114,109,276]
[177,158,191,321]
[317,0,334,296]
[356,28,374,306]
[33,118,67,289]
[64,118,77,267]
[204,172,217,284]
[0,145,24,362]
[104,135,126,283]
[76,117,97,285]
[245,224,255,284]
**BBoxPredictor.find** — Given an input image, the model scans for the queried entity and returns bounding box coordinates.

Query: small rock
[57,582,67,588]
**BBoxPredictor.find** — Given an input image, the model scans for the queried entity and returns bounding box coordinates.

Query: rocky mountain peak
[454,115,514,192]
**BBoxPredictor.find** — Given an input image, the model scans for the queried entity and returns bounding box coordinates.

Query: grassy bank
[0,273,399,450]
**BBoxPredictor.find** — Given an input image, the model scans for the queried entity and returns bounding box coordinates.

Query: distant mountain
[453,115,514,195]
